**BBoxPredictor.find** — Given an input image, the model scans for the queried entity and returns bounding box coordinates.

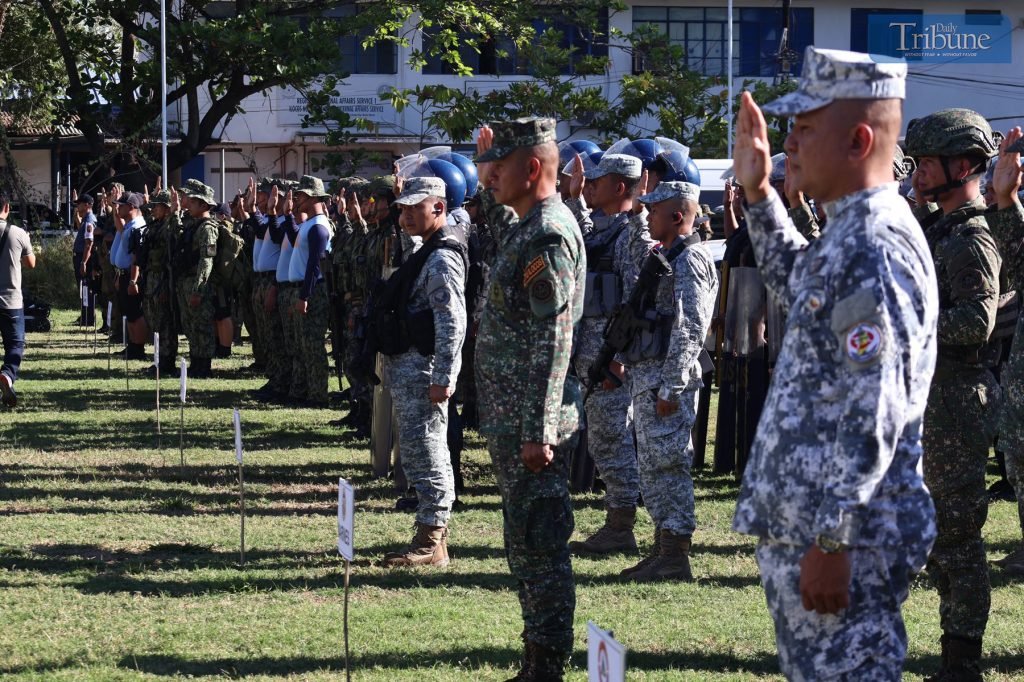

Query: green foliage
[597,26,798,157]
[23,234,79,308]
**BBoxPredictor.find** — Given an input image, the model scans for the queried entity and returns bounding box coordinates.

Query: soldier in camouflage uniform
[731,48,940,680]
[618,180,719,582]
[474,118,585,682]
[380,176,467,567]
[174,180,220,378]
[337,178,373,432]
[140,189,179,374]
[905,109,1004,681]
[988,129,1024,577]
[565,153,643,556]
[284,176,334,407]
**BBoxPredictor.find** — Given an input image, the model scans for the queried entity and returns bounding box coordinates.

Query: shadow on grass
[96,648,787,677]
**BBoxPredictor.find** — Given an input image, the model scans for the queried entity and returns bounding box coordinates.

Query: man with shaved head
[474,118,585,681]
[731,47,940,679]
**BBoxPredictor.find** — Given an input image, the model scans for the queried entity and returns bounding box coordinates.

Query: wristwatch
[815,533,848,554]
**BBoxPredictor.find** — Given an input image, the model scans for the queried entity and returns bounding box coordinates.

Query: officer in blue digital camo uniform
[475,118,585,682]
[731,47,940,681]
[566,153,644,557]
[381,176,467,567]
[619,180,718,582]
[905,108,1004,682]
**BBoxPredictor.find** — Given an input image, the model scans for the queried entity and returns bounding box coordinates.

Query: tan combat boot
[627,529,694,583]
[568,506,638,555]
[620,527,661,577]
[382,523,449,567]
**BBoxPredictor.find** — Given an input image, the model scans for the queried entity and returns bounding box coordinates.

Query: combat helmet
[904,108,1001,198]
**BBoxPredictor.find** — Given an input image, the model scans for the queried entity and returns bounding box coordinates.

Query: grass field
[1,310,1023,681]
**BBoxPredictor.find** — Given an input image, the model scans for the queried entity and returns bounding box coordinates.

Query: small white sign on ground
[337,478,355,561]
[587,621,626,682]
[233,409,243,464]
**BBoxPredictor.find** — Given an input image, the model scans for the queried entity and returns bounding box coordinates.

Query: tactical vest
[583,222,624,318]
[623,233,702,363]
[372,225,467,357]
[174,217,206,276]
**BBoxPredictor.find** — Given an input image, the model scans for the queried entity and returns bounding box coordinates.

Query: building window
[631,7,813,77]
[317,7,398,75]
[850,8,924,60]
[965,9,1002,26]
[422,12,609,76]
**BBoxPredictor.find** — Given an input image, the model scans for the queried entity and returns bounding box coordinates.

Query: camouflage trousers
[343,301,372,404]
[923,370,1001,640]
[240,282,266,366]
[488,434,576,655]
[143,273,177,364]
[176,277,215,360]
[584,382,639,510]
[632,385,698,537]
[757,540,914,681]
[998,327,1024,539]
[276,284,306,401]
[386,350,454,526]
[252,276,288,388]
[297,284,330,405]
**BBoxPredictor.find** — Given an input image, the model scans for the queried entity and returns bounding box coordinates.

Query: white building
[7,0,1023,215]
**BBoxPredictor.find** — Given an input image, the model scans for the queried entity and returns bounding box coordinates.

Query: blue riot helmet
[568,139,602,157]
[561,148,604,177]
[680,156,701,186]
[605,138,663,168]
[426,158,467,208]
[558,140,603,172]
[439,152,478,199]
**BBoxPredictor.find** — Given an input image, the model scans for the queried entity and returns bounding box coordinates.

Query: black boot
[215,343,232,358]
[529,641,567,682]
[506,635,536,682]
[926,634,983,682]
[126,342,147,361]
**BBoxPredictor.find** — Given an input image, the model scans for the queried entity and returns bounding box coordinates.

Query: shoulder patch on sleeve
[845,322,884,364]
[523,255,547,286]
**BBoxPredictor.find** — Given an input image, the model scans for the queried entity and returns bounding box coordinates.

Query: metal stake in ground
[80,283,87,334]
[233,408,245,566]
[337,477,355,682]
[92,293,98,356]
[155,332,161,436]
[179,356,187,467]
[123,316,129,392]
[106,302,113,371]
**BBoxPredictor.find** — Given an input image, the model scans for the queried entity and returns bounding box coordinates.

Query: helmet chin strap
[922,157,984,202]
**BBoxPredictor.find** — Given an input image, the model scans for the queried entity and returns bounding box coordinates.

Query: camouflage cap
[394,176,447,206]
[763,47,907,118]
[295,175,331,199]
[147,189,172,207]
[477,117,558,162]
[638,180,700,205]
[257,177,275,193]
[584,153,642,181]
[181,180,216,206]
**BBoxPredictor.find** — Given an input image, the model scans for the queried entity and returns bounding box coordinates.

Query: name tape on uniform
[337,477,355,561]
[587,621,625,682]
[233,409,243,464]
